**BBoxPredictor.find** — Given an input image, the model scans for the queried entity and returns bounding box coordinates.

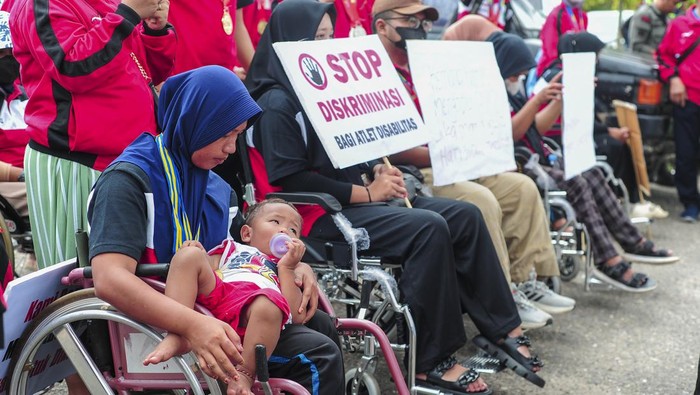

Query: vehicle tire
[655,153,676,187]
[345,368,381,395]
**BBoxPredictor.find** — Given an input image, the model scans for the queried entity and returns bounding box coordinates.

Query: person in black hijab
[494,33,675,293]
[247,1,547,393]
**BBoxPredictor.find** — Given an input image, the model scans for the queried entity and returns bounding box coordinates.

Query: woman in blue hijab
[87,65,343,392]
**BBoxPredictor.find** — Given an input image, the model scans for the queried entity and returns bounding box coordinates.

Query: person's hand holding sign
[368,163,407,202]
[534,72,563,105]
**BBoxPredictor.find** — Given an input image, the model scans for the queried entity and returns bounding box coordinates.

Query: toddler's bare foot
[143,333,188,365]
[225,368,254,395]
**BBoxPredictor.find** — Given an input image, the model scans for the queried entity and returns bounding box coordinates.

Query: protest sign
[273,35,430,169]
[562,52,596,180]
[0,259,79,394]
[408,40,515,186]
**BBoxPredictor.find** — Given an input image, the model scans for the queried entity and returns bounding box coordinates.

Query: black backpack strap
[556,6,564,37]
[676,35,700,66]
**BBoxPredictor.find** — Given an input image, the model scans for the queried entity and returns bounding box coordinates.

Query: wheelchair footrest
[461,353,504,374]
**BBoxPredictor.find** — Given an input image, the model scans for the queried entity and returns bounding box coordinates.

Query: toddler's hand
[278,238,305,269]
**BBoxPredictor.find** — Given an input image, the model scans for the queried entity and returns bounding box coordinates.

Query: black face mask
[391,26,427,51]
[0,56,20,86]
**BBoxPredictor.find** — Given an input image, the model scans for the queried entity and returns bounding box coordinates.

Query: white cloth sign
[0,259,79,394]
[273,35,430,169]
[407,40,515,186]
[562,52,596,180]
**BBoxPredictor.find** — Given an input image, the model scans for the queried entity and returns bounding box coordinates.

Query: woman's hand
[293,262,319,323]
[670,77,687,107]
[181,240,205,251]
[183,315,244,382]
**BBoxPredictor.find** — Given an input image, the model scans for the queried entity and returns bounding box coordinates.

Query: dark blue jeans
[673,101,700,208]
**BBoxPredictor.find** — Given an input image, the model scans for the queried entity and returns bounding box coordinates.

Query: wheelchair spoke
[53,323,112,395]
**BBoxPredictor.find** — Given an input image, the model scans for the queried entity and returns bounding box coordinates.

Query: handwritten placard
[273,35,430,169]
[562,52,596,180]
[407,40,515,186]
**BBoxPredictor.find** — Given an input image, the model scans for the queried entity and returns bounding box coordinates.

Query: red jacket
[332,0,374,38]
[168,0,253,74]
[7,0,175,171]
[242,0,274,49]
[536,2,587,77]
[656,5,700,106]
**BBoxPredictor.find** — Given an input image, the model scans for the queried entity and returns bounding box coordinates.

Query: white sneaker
[630,202,669,219]
[512,286,553,330]
[518,280,576,315]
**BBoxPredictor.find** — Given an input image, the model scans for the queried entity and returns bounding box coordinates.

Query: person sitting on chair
[89,65,344,394]
[492,32,678,293]
[246,1,546,393]
[145,199,309,394]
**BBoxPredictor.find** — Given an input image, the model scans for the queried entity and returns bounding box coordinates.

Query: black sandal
[415,356,492,394]
[593,260,657,293]
[623,239,679,264]
[473,335,546,388]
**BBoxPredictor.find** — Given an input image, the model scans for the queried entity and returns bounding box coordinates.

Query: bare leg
[144,246,217,364]
[227,296,285,393]
[65,374,90,395]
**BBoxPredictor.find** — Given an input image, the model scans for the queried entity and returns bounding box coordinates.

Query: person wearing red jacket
[6,0,176,277]
[168,0,255,79]
[536,0,587,77]
[326,0,374,38]
[656,4,700,222]
[242,0,275,48]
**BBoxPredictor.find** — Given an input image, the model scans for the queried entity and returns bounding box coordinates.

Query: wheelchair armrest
[266,192,342,214]
[80,263,170,279]
[542,136,562,153]
[514,146,535,167]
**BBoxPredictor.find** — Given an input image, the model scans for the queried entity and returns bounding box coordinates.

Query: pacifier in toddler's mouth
[269,233,292,258]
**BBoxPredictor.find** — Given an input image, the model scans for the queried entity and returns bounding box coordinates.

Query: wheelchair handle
[267,192,342,213]
[255,344,269,382]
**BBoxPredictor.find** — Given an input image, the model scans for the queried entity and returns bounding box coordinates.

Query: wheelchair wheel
[345,368,381,395]
[558,255,580,282]
[9,288,219,395]
[0,210,14,273]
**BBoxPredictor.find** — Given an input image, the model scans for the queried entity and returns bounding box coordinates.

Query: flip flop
[414,356,492,394]
[472,335,546,388]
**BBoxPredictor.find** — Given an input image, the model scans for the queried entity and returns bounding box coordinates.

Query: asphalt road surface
[37,182,700,395]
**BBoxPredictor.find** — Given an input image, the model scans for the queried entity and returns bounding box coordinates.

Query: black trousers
[673,101,700,208]
[269,310,344,395]
[310,196,519,373]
